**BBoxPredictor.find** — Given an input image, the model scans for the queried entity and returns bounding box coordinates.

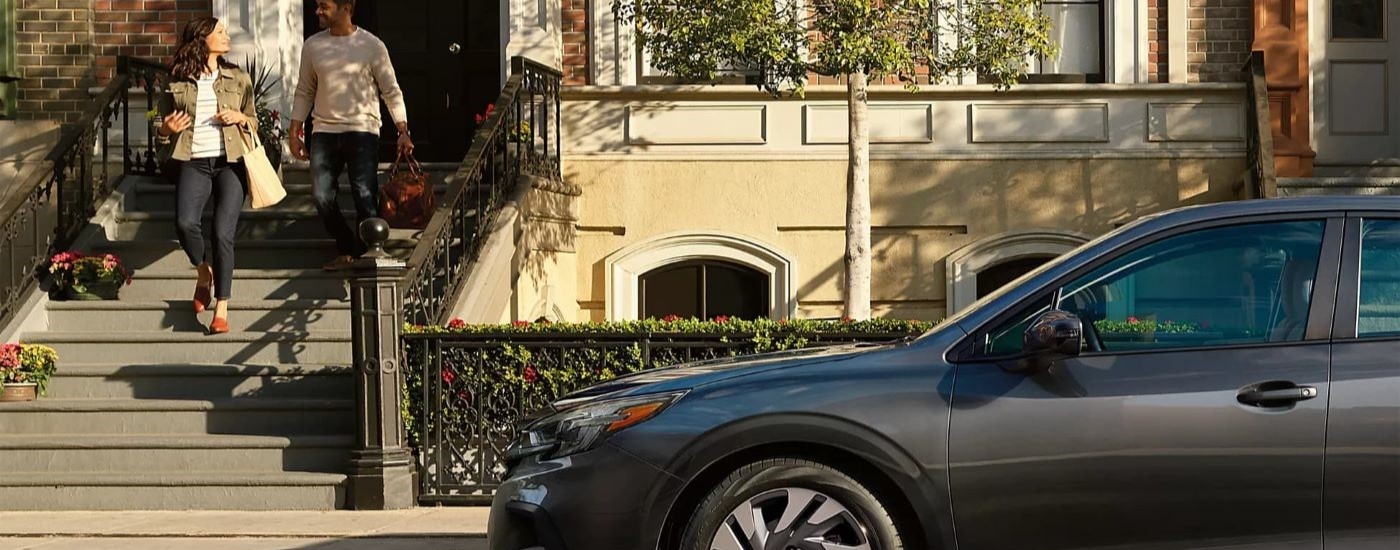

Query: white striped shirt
[190,72,225,159]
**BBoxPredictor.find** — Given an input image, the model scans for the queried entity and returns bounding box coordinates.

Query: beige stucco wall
[550,83,1250,322]
[566,156,1244,321]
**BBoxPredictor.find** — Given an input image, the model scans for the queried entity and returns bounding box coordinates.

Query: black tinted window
[1055,221,1325,351]
[1358,220,1400,337]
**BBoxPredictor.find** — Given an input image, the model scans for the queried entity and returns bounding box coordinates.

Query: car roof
[1150,196,1400,224]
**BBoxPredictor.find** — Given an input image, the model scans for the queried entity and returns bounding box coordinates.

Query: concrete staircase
[0,163,453,510]
[1278,176,1400,197]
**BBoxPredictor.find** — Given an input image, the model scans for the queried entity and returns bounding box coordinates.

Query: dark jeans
[307,131,379,256]
[175,156,247,299]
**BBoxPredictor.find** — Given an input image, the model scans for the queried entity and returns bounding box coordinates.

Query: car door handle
[1237,383,1319,406]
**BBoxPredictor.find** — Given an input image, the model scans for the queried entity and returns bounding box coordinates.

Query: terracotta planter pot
[0,383,37,402]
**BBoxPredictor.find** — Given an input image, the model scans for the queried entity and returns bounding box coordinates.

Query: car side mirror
[1007,309,1083,372]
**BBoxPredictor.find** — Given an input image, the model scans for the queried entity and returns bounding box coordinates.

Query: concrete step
[47,363,352,400]
[22,331,353,364]
[124,182,450,212]
[47,300,352,332]
[84,239,416,271]
[1313,161,1400,178]
[279,161,461,188]
[122,269,351,301]
[114,210,434,241]
[1277,177,1400,196]
[0,398,353,435]
[0,471,347,510]
[0,434,353,473]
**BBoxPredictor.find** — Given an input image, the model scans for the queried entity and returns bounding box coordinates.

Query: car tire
[679,457,905,550]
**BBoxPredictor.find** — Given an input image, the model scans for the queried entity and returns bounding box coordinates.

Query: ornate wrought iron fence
[400,56,562,327]
[0,56,169,331]
[407,330,916,504]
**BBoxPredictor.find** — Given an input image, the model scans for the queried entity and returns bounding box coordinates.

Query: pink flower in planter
[712,315,730,324]
[1127,316,1139,324]
[512,320,531,328]
[441,368,457,385]
[661,314,681,323]
[446,318,467,330]
[523,365,539,384]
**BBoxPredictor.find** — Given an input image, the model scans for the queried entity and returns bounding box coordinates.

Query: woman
[154,18,257,334]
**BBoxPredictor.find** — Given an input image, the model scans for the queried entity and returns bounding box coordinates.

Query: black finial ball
[359,218,391,255]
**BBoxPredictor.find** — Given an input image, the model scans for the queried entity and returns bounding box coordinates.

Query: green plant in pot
[0,343,58,402]
[48,251,132,300]
[243,56,287,170]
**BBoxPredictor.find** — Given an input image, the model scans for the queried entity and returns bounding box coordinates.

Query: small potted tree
[0,343,57,402]
[48,251,133,301]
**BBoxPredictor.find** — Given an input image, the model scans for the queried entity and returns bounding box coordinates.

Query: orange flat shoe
[208,316,229,335]
[193,284,212,313]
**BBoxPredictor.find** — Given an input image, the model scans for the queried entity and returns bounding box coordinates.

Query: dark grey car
[489,196,1400,550]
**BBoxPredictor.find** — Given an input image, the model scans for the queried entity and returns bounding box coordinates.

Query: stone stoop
[1278,177,1400,197]
[0,165,456,511]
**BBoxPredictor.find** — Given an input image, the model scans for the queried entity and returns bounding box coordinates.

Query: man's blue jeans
[307,131,379,256]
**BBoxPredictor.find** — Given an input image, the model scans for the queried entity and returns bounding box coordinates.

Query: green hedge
[400,317,937,453]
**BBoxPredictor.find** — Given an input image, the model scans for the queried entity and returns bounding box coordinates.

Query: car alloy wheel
[679,458,903,550]
[710,486,873,550]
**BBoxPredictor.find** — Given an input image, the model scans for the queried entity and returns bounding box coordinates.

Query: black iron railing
[1242,50,1276,199]
[0,56,168,331]
[401,57,563,327]
[119,57,173,178]
[406,330,916,504]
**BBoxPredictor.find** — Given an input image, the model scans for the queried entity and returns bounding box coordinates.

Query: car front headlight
[508,390,687,461]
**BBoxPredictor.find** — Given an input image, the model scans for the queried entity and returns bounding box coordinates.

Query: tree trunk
[844,69,872,320]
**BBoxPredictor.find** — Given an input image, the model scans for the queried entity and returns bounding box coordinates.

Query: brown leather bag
[379,152,435,229]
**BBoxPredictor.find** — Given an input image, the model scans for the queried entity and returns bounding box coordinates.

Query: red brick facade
[14,0,207,122]
[1187,0,1251,83]
[561,0,587,85]
[1148,0,1168,83]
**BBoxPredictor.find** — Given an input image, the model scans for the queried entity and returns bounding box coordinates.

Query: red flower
[441,368,457,385]
[1127,316,1139,323]
[661,314,681,322]
[841,316,853,323]
[523,365,539,384]
[446,318,467,330]
[474,103,496,124]
[712,315,730,324]
[512,320,530,328]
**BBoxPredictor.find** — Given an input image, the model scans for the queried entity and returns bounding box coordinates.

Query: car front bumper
[488,442,685,550]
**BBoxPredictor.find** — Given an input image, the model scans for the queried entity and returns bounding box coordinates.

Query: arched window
[640,260,769,320]
[976,256,1056,298]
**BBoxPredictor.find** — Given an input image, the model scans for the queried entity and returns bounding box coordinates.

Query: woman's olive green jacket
[154,66,260,163]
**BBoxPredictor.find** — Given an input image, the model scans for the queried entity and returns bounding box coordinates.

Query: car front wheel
[679,457,905,550]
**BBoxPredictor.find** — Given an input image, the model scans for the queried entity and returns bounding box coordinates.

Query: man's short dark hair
[333,0,354,12]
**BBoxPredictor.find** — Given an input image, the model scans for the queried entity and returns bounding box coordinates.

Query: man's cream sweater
[292,27,408,135]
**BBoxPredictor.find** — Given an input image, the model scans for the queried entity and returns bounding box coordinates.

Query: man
[290,0,413,271]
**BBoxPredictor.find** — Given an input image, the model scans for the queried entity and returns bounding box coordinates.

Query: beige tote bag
[240,128,286,209]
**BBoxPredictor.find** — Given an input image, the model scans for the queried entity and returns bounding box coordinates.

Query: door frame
[1310,0,1400,165]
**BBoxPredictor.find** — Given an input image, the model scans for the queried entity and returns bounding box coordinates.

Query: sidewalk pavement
[0,508,491,550]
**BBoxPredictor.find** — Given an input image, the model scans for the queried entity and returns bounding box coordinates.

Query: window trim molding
[945,229,1091,315]
[604,231,797,321]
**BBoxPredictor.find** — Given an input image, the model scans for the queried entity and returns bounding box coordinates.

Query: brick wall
[93,0,209,84]
[1148,0,1168,83]
[14,0,207,123]
[1187,0,1251,83]
[561,0,587,84]
[14,0,94,122]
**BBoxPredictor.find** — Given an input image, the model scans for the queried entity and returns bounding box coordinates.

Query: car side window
[979,295,1054,355]
[1358,219,1400,338]
[1052,220,1326,352]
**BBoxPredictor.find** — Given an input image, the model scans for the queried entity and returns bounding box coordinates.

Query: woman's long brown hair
[170,17,237,81]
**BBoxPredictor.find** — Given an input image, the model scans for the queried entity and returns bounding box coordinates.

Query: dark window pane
[641,264,701,319]
[981,295,1055,356]
[705,263,769,319]
[1359,220,1400,337]
[1056,221,1326,351]
[1333,0,1386,39]
[977,256,1054,298]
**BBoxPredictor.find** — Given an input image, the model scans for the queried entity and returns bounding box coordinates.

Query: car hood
[550,341,900,410]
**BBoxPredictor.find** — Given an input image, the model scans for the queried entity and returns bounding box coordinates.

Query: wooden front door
[303,0,503,163]
[1314,0,1400,167]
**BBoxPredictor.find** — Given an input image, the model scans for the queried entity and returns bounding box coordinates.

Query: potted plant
[48,251,133,301]
[0,343,58,402]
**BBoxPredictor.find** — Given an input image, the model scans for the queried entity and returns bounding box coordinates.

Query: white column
[590,0,636,85]
[215,0,300,126]
[507,0,563,71]
[1109,0,1145,83]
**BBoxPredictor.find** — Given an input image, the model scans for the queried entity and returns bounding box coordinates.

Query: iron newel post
[347,217,415,509]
